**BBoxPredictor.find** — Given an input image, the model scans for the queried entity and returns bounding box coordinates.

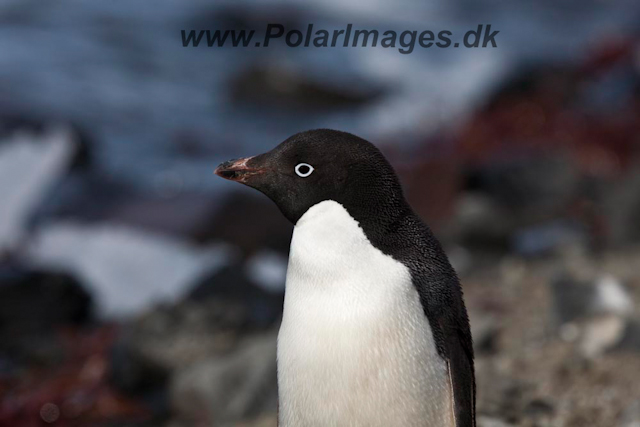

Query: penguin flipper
[440,316,476,427]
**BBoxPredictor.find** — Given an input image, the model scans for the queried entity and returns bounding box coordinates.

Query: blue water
[0,0,637,194]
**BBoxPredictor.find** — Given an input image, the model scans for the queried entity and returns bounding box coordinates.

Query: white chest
[277,201,453,427]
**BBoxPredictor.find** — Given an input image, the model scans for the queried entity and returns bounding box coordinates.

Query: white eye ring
[295,163,314,177]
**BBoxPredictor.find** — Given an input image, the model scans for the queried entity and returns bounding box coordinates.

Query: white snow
[0,128,76,252]
[25,222,231,319]
[245,250,287,293]
[594,275,634,317]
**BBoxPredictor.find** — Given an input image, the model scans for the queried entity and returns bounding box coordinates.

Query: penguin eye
[295,163,314,178]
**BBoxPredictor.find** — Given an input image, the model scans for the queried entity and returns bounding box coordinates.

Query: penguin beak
[215,156,266,184]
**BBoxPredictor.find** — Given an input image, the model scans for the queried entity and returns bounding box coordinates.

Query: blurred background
[1,0,640,426]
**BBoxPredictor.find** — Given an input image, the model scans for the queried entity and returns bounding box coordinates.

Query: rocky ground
[4,243,639,427]
[468,249,640,427]
[1,21,639,427]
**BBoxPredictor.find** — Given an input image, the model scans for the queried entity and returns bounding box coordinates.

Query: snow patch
[25,222,231,319]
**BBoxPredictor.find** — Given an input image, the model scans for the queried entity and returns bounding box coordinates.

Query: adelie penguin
[215,129,475,427]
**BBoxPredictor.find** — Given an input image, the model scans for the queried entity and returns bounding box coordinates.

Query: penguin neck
[340,193,413,250]
[338,186,411,235]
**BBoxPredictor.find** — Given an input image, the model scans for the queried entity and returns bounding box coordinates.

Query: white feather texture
[278,200,453,427]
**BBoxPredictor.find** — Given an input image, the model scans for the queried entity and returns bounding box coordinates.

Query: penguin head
[215,129,405,224]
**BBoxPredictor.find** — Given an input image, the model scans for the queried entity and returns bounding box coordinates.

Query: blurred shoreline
[1,1,640,426]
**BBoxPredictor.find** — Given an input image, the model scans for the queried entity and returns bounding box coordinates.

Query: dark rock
[483,65,579,110]
[464,156,581,219]
[498,382,532,424]
[469,309,500,356]
[30,172,136,227]
[0,264,92,327]
[552,275,597,325]
[110,335,171,417]
[203,191,292,255]
[448,193,514,254]
[474,325,500,356]
[605,170,640,246]
[616,319,640,352]
[0,264,92,364]
[187,260,284,330]
[229,63,386,111]
[523,398,555,417]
